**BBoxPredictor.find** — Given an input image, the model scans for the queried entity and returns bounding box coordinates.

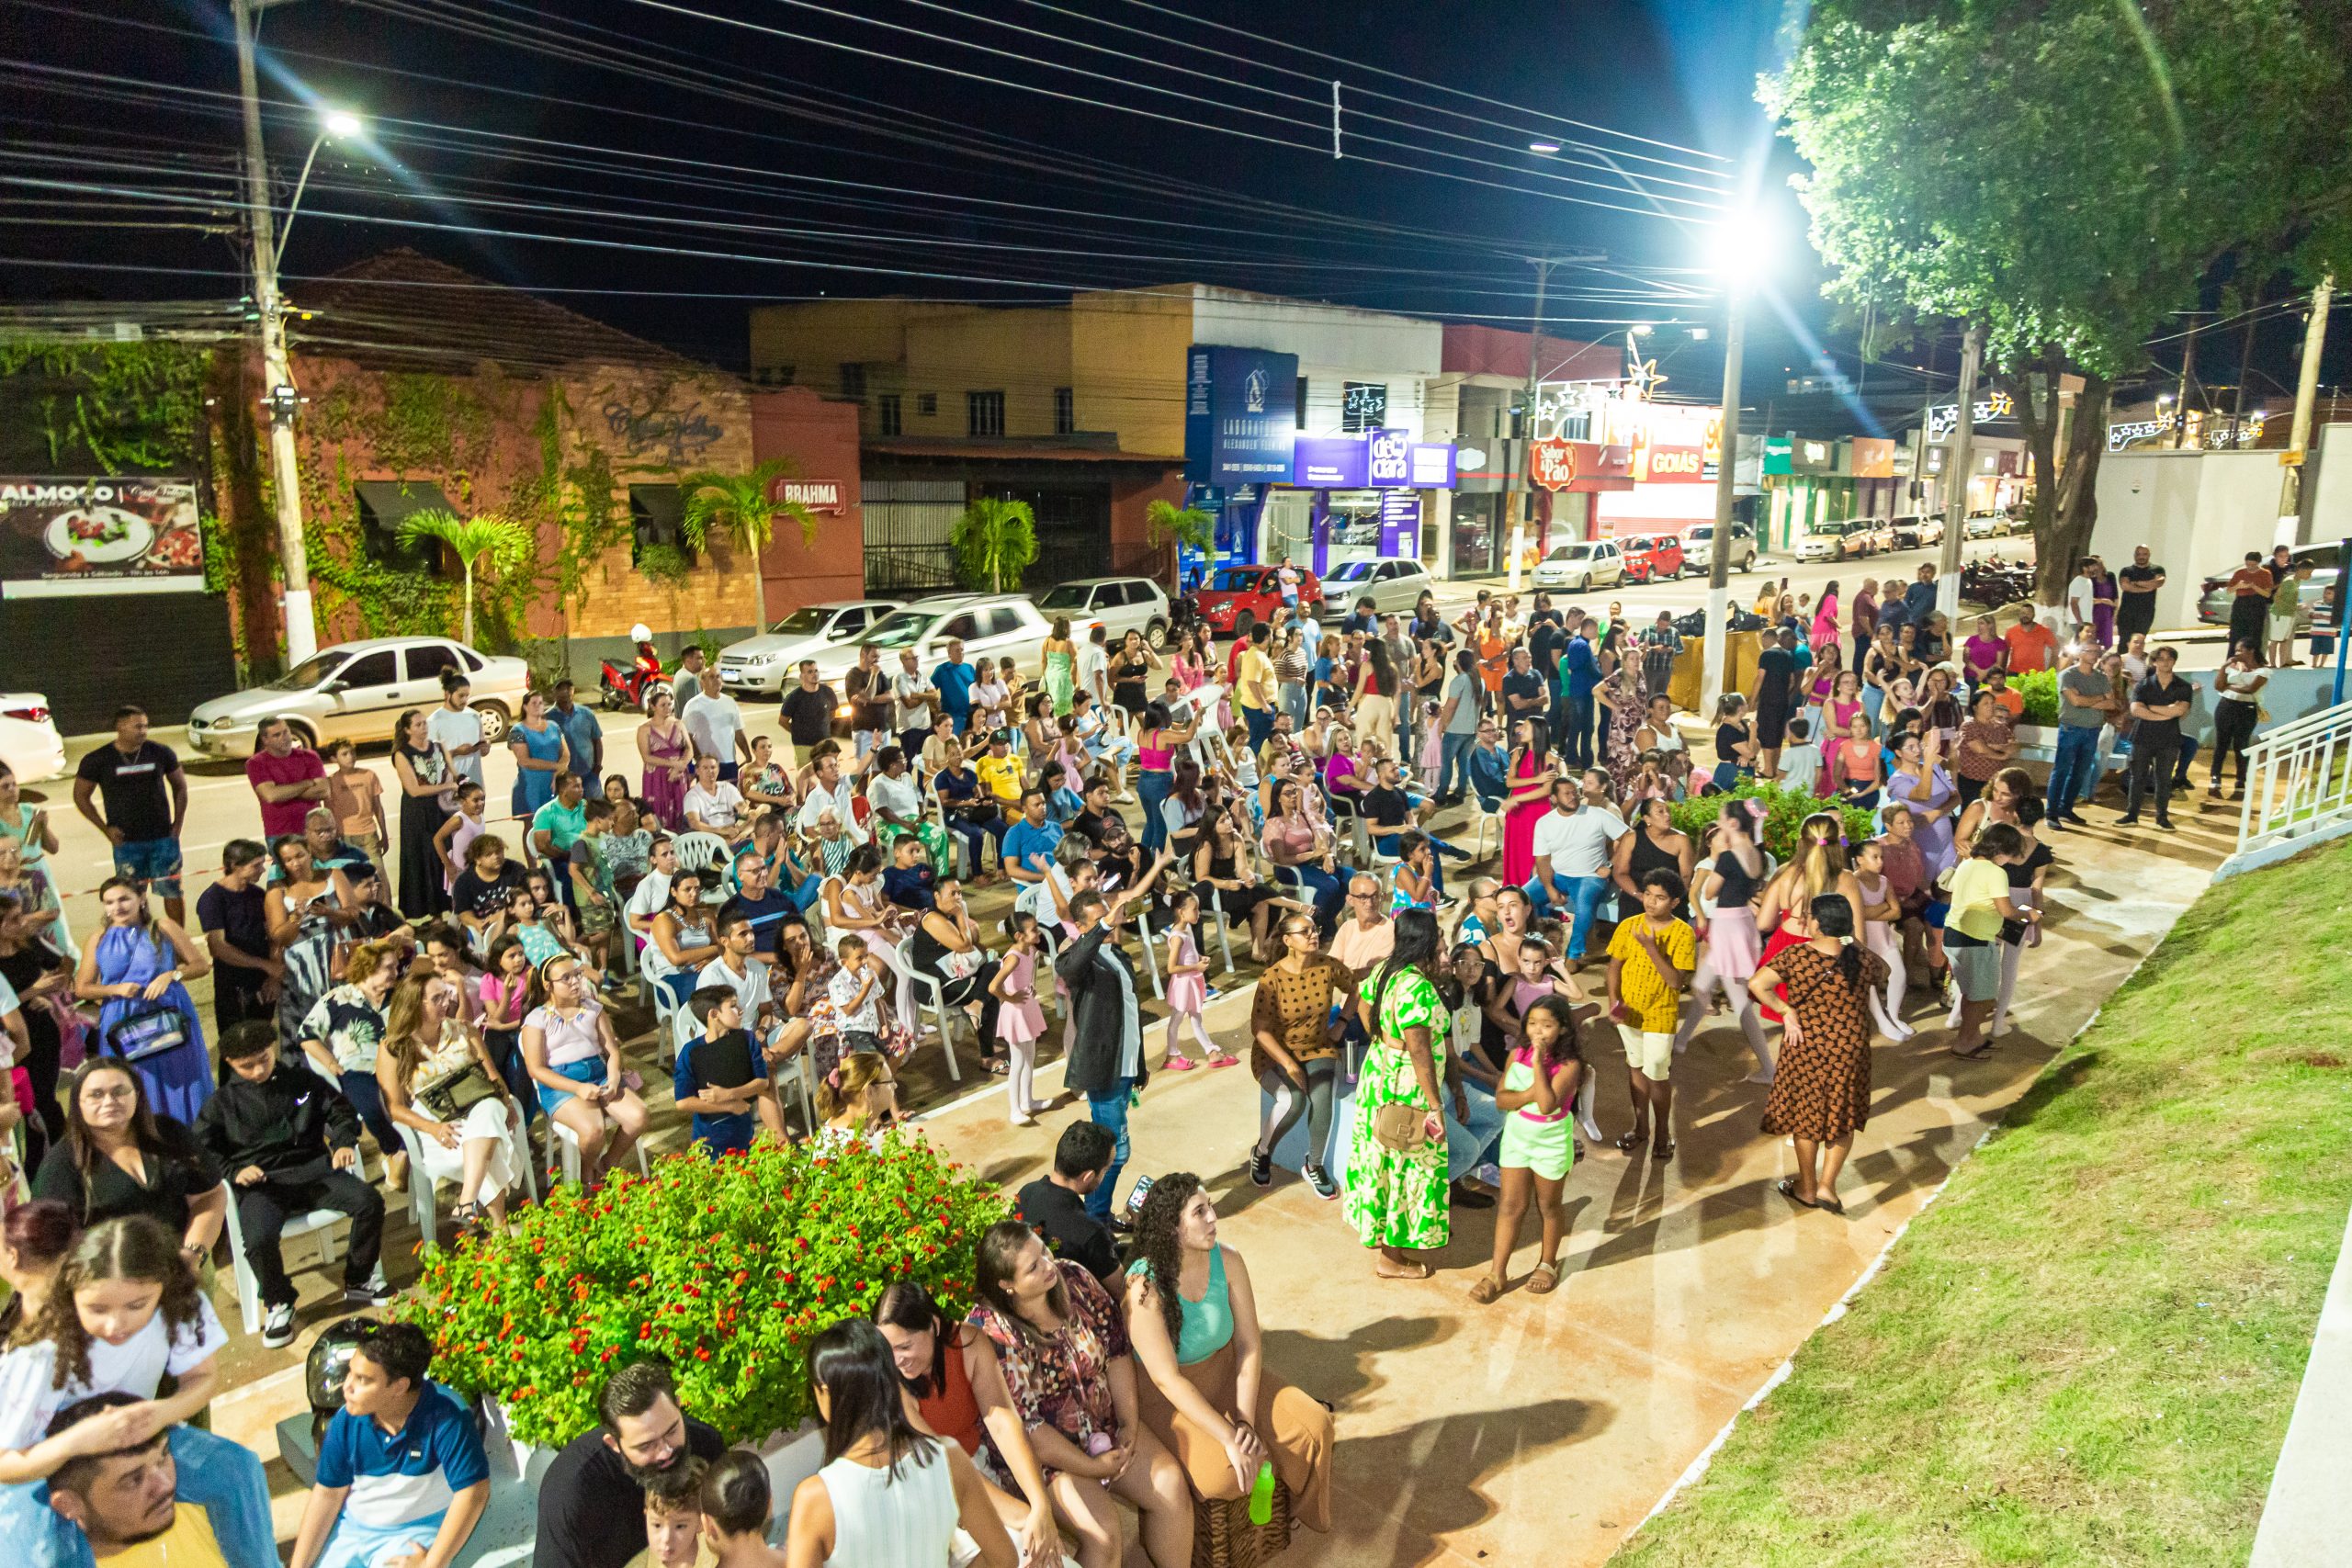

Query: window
[917,392,938,417]
[629,484,691,567]
[967,390,1006,437]
[1341,381,1387,434]
[983,607,1023,637]
[1054,387,1075,436]
[754,365,795,388]
[334,650,398,691]
[839,363,866,402]
[941,613,981,641]
[876,394,903,436]
[402,646,467,680]
[1295,376,1309,431]
[351,480,450,574]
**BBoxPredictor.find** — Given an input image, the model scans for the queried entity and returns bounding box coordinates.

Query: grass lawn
[1614,837,2352,1567]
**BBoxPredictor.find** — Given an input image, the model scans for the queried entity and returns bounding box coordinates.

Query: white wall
[2092,448,2283,629]
[1189,287,1442,442]
[2307,422,2352,545]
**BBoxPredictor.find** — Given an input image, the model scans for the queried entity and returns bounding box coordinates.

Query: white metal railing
[2237,698,2352,856]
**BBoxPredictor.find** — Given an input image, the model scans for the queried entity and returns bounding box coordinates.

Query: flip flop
[1467,1275,1502,1304]
[1375,1259,1432,1280]
[1613,1130,1646,1155]
[1948,1041,1996,1060]
[1776,1177,1817,1210]
[1651,1140,1676,1162]
[1527,1264,1560,1295]
[1815,1194,1847,1215]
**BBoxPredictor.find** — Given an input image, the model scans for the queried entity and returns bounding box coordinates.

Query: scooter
[598,623,675,712]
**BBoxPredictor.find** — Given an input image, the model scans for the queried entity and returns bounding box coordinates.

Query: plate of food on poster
[0,478,203,590]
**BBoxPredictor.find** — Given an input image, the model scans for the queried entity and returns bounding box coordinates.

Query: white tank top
[820,1440,959,1567]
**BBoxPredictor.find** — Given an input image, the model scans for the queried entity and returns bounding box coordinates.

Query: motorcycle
[598,624,676,713]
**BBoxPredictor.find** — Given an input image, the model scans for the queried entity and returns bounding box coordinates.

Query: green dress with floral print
[1345,964,1452,1251]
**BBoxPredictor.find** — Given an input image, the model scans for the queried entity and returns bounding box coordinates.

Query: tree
[949,496,1038,593]
[1765,0,2352,606]
[1142,497,1215,590]
[398,507,532,647]
[680,457,817,632]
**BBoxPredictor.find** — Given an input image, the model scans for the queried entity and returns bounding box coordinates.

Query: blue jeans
[2046,724,2099,818]
[1524,873,1610,959]
[1436,729,1475,798]
[1562,694,1595,768]
[1284,862,1346,930]
[1137,768,1173,853]
[1084,1074,1135,1219]
[1243,705,1274,749]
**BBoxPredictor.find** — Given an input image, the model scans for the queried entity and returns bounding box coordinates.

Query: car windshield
[1036,585,1091,611]
[856,610,938,649]
[1328,563,1376,582]
[1687,527,1713,542]
[268,651,345,691]
[1210,569,1263,592]
[1808,522,1846,534]
[766,607,833,636]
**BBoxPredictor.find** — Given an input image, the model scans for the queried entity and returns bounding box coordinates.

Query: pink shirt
[245,748,326,838]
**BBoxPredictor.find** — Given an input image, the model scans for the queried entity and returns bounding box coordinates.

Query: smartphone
[1125,1172,1155,1215]
[1101,873,1122,893]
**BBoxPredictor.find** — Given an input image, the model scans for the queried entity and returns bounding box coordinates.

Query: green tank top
[1126,1246,1233,1365]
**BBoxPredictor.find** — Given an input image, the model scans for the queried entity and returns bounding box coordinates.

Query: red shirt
[2229,565,2275,598]
[245,747,326,838]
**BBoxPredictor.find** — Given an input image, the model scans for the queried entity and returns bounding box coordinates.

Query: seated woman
[518,953,646,1184]
[967,1220,1192,1568]
[31,1060,225,1263]
[379,973,526,1231]
[871,1281,1058,1568]
[1122,1174,1333,1539]
[864,746,952,877]
[740,735,795,818]
[642,870,720,1010]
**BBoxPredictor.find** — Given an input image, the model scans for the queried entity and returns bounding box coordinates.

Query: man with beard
[43,1392,278,1568]
[534,1363,726,1568]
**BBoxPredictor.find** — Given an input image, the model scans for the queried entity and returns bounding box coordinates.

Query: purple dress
[93,922,211,1122]
[641,720,689,830]
[1890,765,1958,877]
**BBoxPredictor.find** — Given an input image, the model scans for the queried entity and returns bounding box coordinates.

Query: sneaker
[1012,1111,1037,1127]
[343,1280,400,1308]
[2113,814,2141,827]
[2155,816,2177,830]
[1303,1162,1339,1200]
[1164,1055,1198,1071]
[262,1301,297,1348]
[1205,1052,1240,1068]
[1450,1179,1496,1211]
[1203,984,1226,1002]
[1250,1147,1272,1188]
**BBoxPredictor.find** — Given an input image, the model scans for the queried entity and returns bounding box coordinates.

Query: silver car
[187,637,529,758]
[718,600,902,695]
[813,594,1070,686]
[1321,558,1437,617]
[1034,577,1172,649]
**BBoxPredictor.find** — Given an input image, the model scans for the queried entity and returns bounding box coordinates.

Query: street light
[1528,141,1563,154]
[1698,213,1765,719]
[278,108,364,266]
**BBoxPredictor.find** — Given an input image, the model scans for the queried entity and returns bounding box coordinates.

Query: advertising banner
[1378,490,1419,556]
[1184,345,1300,486]
[1408,443,1457,487]
[0,477,204,599]
[1850,437,1896,479]
[1530,440,1634,492]
[1366,426,1411,486]
[1292,435,1369,489]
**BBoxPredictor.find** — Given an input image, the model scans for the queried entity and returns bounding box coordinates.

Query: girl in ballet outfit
[1159,890,1238,1073]
[989,913,1050,1125]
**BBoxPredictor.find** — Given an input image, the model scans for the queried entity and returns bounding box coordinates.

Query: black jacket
[1055,921,1148,1099]
[193,1061,362,1183]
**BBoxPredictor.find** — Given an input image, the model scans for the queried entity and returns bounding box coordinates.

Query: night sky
[2,0,2317,424]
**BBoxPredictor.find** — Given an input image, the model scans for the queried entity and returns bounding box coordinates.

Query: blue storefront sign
[1291,434,1369,489]
[1184,345,1300,487]
[1367,426,1411,486]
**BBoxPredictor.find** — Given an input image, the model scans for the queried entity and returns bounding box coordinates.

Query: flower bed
[399,1135,1011,1449]
[1668,780,1879,857]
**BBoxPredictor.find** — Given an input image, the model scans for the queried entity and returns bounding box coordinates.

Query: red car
[1617,534,1687,583]
[1193,564,1324,636]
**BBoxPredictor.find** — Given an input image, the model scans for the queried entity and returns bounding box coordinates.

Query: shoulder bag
[104,1004,189,1063]
[416,1061,500,1122]
[1365,964,1434,1153]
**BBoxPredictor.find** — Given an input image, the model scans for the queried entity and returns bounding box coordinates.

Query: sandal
[1374,1258,1432,1280]
[982,1058,1010,1077]
[1776,1177,1817,1210]
[1205,1053,1241,1069]
[1613,1129,1646,1155]
[1815,1194,1846,1215]
[1467,1274,1502,1304]
[1164,1055,1198,1071]
[1651,1139,1676,1162]
[1948,1041,1996,1060]
[1527,1263,1560,1295]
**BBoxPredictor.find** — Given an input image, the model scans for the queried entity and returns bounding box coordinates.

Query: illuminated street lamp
[278,108,365,265]
[1699,215,1765,717]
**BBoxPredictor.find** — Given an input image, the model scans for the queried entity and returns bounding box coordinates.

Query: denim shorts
[112,836,184,900]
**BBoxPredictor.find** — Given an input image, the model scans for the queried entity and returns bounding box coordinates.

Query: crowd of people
[5,538,2324,1566]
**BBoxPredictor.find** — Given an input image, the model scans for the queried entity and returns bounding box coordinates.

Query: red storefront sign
[1643,444,1707,481]
[770,479,846,513]
[1530,439,1634,491]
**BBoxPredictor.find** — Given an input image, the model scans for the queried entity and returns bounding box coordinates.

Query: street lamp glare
[1528,140,1562,154]
[1704,217,1769,286]
[322,108,363,139]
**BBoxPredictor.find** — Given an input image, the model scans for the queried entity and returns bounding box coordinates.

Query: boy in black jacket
[195,1021,391,1348]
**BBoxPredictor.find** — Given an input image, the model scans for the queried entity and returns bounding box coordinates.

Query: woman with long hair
[0,889,73,1152]
[378,972,524,1229]
[871,1281,1057,1566]
[73,876,212,1122]
[0,1200,74,1340]
[1246,915,1351,1193]
[1041,616,1079,717]
[637,686,691,829]
[1194,807,1304,964]
[389,708,454,919]
[1259,778,1344,933]
[1123,1175,1333,1535]
[1133,700,1201,857]
[783,1318,1017,1568]
[1752,813,1868,1027]
[507,690,571,820]
[815,1051,899,1152]
[29,1060,224,1257]
[266,833,361,1044]
[1498,715,1556,888]
[1749,894,1889,1213]
[1595,633,1648,795]
[1887,728,1961,878]
[1354,638,1399,756]
[1344,908,1456,1280]
[1673,800,1777,1079]
[0,761,70,961]
[967,1220,1191,1568]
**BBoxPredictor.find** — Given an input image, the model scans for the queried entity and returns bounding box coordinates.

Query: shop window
[351,480,450,575]
[1295,376,1310,431]
[754,365,795,388]
[876,394,903,436]
[629,484,693,568]
[840,363,866,402]
[967,390,1005,437]
[1342,381,1387,434]
[918,392,938,417]
[1054,387,1074,435]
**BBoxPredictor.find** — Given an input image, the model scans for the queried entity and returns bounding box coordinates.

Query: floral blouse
[967,1258,1131,1474]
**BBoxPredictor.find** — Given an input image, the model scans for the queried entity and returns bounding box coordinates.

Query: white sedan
[718,600,902,695]
[1321,558,1436,616]
[0,694,67,782]
[1532,540,1626,592]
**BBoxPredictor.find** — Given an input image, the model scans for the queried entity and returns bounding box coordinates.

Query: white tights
[1674,957,1773,1081]
[1165,1008,1216,1061]
[1005,1038,1038,1117]
[1863,921,1913,1039]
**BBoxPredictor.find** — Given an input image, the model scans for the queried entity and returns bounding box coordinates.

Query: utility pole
[1935,321,1984,620]
[2233,288,2263,443]
[234,0,318,665]
[1507,257,1552,593]
[2277,275,2335,546]
[1698,278,1748,717]
[2172,311,2203,447]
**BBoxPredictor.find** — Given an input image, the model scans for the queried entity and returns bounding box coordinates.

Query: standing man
[1561,616,1599,769]
[1276,555,1301,612]
[1637,610,1684,704]
[1524,772,1627,962]
[2118,645,2193,830]
[679,667,751,782]
[1499,647,1546,728]
[74,704,191,923]
[1078,625,1113,717]
[245,716,329,841]
[2224,551,2274,661]
[2004,604,2059,674]
[931,637,978,736]
[890,648,936,758]
[1235,624,1278,749]
[2042,641,2109,829]
[2114,545,2165,646]
[1904,563,1939,627]
[548,680,605,782]
[1752,628,1800,780]
[2064,558,2101,649]
[776,660,838,773]
[1056,886,1148,1226]
[1849,577,1880,671]
[842,646,889,763]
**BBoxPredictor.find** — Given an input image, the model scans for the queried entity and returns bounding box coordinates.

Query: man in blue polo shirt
[1000,789,1064,919]
[715,850,796,956]
[291,1323,490,1568]
[930,637,978,735]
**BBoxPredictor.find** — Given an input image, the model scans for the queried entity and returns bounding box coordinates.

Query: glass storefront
[1451,492,1502,577]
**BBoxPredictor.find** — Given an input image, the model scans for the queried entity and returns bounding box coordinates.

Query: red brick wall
[750,387,865,612]
[1109,468,1187,586]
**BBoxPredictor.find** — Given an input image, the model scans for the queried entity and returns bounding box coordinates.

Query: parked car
[813,594,1071,686]
[0,694,66,783]
[1035,577,1173,649]
[1615,534,1686,583]
[1320,558,1436,616]
[1532,539,1626,592]
[1888,513,1945,550]
[2198,542,2344,632]
[1962,510,2010,539]
[718,600,903,696]
[1193,564,1324,637]
[187,637,528,758]
[1681,521,1757,574]
[1794,519,1878,562]
[1849,517,1897,555]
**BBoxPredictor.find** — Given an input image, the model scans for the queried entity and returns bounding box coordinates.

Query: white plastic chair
[1464,798,1506,863]
[396,1098,540,1247]
[550,1117,653,1188]
[905,969,966,1082]
[670,831,733,885]
[221,1181,360,1336]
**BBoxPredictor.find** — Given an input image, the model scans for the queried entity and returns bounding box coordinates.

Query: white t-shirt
[1529,805,1626,880]
[426,705,486,786]
[797,779,867,841]
[2065,575,2095,626]
[827,963,884,1033]
[684,781,745,830]
[625,870,673,935]
[1079,644,1110,701]
[1778,743,1822,795]
[0,1296,229,1451]
[891,671,933,733]
[681,692,745,762]
[867,770,922,823]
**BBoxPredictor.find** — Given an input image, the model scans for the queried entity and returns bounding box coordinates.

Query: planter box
[489,1403,826,1520]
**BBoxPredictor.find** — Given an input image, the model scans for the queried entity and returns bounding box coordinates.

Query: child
[567,800,618,981]
[826,935,887,1057]
[195,1022,390,1348]
[989,914,1049,1126]
[880,836,936,913]
[1709,694,1755,794]
[1494,934,1600,1142]
[695,1451,784,1568]
[673,987,781,1156]
[1777,716,1823,795]
[1606,868,1696,1162]
[323,740,387,884]
[1473,993,1585,1303]
[1851,838,1914,1042]
[623,1461,711,1568]
[434,782,489,902]
[289,1323,489,1568]
[1157,891,1237,1074]
[477,936,534,1112]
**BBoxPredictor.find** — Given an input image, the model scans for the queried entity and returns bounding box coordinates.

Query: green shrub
[1667,779,1878,857]
[2011,668,2061,727]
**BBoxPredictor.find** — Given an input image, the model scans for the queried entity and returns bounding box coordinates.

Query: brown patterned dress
[1759,942,1888,1142]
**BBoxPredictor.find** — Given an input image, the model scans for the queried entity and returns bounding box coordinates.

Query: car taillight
[2,705,49,724]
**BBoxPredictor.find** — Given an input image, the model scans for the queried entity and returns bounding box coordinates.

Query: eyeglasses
[81,1085,138,1103]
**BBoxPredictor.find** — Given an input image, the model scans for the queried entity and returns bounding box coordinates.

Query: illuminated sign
[1926,392,2017,442]
[773,481,844,513]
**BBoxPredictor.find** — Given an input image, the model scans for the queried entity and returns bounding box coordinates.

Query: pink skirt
[1705,905,1763,980]
[1166,972,1208,1016]
[996,998,1047,1046]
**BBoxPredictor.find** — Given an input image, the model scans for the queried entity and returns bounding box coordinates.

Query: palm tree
[1143,497,1215,591]
[398,508,532,647]
[680,458,816,632]
[949,496,1038,593]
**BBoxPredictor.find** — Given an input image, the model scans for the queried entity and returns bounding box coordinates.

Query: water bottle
[1248,1461,1275,1526]
[1085,1431,1114,1458]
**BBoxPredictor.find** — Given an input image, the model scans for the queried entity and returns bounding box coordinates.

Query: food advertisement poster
[0,478,204,597]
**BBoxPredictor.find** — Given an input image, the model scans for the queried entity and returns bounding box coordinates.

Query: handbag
[416,1062,499,1122]
[1371,1100,1431,1153]
[104,1004,189,1063]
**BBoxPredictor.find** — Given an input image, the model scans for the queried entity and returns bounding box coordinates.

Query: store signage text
[771,480,844,513]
